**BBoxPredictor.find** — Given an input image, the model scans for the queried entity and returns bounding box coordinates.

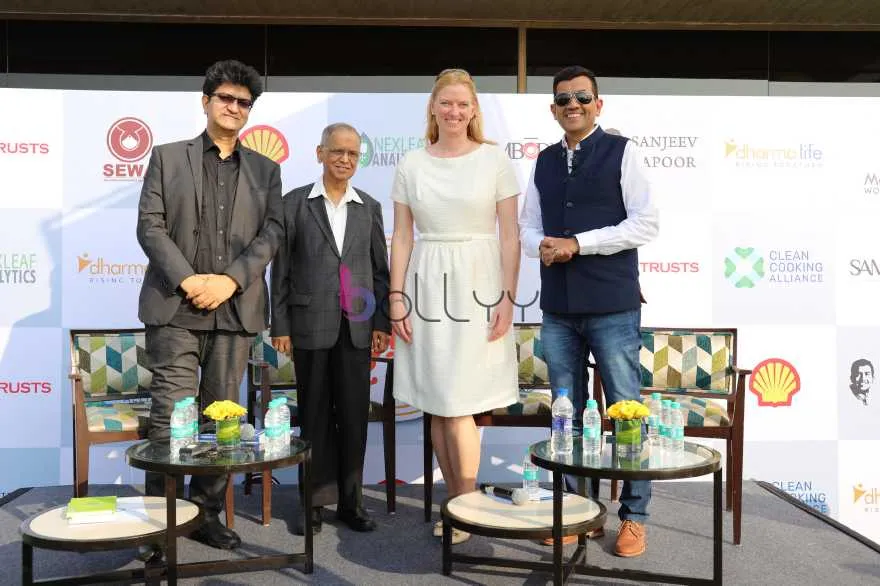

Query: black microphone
[479,483,529,506]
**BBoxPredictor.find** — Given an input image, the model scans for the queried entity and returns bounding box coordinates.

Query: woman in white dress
[389,69,521,542]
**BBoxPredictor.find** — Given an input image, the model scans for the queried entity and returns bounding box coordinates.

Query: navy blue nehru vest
[534,127,640,315]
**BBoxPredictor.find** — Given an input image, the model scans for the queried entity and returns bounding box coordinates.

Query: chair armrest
[68,372,82,381]
[732,366,752,376]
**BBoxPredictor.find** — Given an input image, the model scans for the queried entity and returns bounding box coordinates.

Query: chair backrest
[515,323,550,389]
[70,329,152,399]
[639,328,736,395]
[250,330,296,387]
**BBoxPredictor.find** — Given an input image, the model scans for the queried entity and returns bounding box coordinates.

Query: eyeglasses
[210,92,254,110]
[553,91,595,107]
[326,148,361,161]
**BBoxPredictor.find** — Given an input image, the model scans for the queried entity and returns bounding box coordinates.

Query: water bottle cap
[556,388,569,397]
[182,397,194,405]
[586,399,598,408]
[661,399,671,406]
[271,397,288,408]
[670,401,680,409]
[651,392,661,400]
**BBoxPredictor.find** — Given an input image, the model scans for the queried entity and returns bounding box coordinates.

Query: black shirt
[170,131,243,331]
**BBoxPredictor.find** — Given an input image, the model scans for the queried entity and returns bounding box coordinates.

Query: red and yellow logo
[750,358,801,407]
[240,125,289,163]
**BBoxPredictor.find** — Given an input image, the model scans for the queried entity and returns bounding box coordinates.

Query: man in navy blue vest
[520,66,659,557]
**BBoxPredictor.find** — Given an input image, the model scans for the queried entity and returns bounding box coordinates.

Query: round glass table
[531,439,723,586]
[126,438,312,585]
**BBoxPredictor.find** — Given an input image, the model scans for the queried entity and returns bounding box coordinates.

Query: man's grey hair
[320,122,360,147]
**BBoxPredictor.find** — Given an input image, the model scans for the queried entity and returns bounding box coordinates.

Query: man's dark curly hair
[202,59,263,101]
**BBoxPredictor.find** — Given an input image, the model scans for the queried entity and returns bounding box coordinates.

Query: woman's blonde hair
[425,68,495,145]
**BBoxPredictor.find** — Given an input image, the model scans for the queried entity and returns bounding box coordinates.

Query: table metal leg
[714,468,723,585]
[165,473,178,585]
[553,470,564,586]
[21,542,33,586]
[442,516,452,576]
[303,450,314,574]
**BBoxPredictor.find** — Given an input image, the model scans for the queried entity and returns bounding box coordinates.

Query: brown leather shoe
[614,520,646,557]
[540,526,604,545]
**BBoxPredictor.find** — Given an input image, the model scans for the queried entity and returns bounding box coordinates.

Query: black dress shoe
[190,517,242,550]
[294,507,323,535]
[337,508,377,532]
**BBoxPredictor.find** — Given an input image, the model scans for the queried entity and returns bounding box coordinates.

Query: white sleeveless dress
[390,144,520,417]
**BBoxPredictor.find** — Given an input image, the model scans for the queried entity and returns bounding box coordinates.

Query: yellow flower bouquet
[203,400,247,450]
[607,400,649,458]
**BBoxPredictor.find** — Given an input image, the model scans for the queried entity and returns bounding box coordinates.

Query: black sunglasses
[554,91,595,107]
[210,92,254,110]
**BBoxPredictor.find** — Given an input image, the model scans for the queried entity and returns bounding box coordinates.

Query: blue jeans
[542,309,651,523]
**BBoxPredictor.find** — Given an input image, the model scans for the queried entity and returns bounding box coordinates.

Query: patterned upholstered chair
[246,330,397,524]
[70,328,237,527]
[422,323,561,521]
[594,327,751,545]
[70,329,152,499]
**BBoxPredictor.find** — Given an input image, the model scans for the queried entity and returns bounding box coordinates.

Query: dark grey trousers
[144,325,252,517]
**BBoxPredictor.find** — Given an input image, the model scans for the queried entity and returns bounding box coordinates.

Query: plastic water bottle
[170,400,190,460]
[669,401,685,456]
[264,397,283,453]
[551,388,574,454]
[183,396,198,441]
[646,393,661,447]
[660,399,673,451]
[522,448,539,499]
[277,397,291,452]
[582,399,602,456]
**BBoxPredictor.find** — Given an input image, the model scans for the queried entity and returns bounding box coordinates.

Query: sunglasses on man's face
[210,92,254,110]
[553,91,595,107]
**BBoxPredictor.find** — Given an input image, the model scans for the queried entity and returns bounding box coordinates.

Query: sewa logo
[240,125,289,163]
[772,480,829,514]
[77,252,147,285]
[750,358,800,406]
[506,138,552,160]
[359,133,425,168]
[852,484,880,512]
[103,117,153,181]
[0,381,52,395]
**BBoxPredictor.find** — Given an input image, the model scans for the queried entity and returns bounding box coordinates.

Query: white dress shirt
[307,178,364,253]
[519,125,659,258]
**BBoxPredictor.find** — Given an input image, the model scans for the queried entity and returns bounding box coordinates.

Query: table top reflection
[530,438,721,481]
[126,437,310,476]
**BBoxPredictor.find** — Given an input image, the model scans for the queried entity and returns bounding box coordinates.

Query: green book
[66,496,117,520]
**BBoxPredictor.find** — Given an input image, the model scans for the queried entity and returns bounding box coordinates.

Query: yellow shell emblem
[750,358,800,406]
[240,125,289,163]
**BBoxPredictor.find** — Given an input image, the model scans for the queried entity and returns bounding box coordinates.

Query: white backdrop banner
[1,88,878,543]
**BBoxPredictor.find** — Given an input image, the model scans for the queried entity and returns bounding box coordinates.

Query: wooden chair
[594,327,751,545]
[246,330,397,525]
[422,323,556,521]
[70,328,236,528]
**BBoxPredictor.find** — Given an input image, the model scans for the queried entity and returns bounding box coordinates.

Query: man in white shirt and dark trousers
[270,123,391,534]
[519,66,659,557]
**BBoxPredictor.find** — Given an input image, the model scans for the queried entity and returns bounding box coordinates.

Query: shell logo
[240,125,289,163]
[750,358,801,407]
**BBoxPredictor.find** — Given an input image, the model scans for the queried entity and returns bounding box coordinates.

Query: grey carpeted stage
[2,481,878,585]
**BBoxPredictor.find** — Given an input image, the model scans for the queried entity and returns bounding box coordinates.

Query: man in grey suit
[271,123,391,534]
[137,59,282,553]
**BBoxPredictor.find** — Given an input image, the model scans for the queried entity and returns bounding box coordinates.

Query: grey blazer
[136,134,283,333]
[270,183,391,351]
